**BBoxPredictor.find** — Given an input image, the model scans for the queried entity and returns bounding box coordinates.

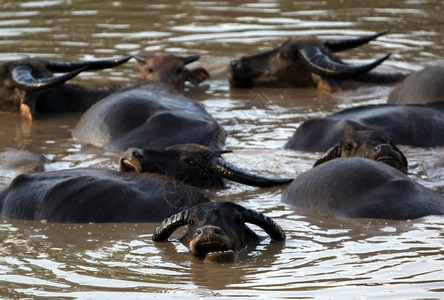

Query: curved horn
[242,208,286,241]
[210,157,294,187]
[323,30,389,52]
[183,55,200,65]
[11,66,87,91]
[152,210,189,241]
[299,46,391,78]
[46,56,132,73]
[313,144,342,168]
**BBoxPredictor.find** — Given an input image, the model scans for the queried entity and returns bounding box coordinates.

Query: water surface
[0,0,443,299]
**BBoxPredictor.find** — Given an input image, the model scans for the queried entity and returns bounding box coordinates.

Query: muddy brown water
[0,0,443,299]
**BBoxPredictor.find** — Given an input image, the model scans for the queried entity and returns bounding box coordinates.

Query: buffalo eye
[177,67,184,75]
[344,144,353,151]
[147,67,153,74]
[280,51,290,60]
[185,158,196,166]
[189,219,194,225]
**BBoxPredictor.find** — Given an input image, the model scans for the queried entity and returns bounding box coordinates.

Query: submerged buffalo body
[0,168,208,223]
[388,66,444,105]
[119,143,293,188]
[0,56,131,119]
[152,201,286,263]
[282,158,444,220]
[285,102,444,152]
[72,83,226,151]
[228,31,407,89]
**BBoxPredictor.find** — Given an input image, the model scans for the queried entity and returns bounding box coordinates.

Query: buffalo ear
[185,67,210,85]
[133,54,148,65]
[134,54,148,73]
[313,144,342,168]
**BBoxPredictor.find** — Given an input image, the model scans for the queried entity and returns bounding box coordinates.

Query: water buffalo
[0,168,208,223]
[134,54,209,89]
[228,30,407,89]
[388,66,444,104]
[282,158,444,220]
[313,130,408,173]
[0,56,131,120]
[119,143,294,188]
[0,149,49,174]
[152,201,286,263]
[72,83,226,151]
[285,102,444,152]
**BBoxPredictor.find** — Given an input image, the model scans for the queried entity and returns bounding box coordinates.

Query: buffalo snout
[370,143,407,173]
[371,144,393,156]
[195,225,222,237]
[189,225,235,262]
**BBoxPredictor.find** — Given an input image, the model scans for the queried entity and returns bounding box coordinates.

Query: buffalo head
[0,149,49,174]
[152,201,286,263]
[134,54,209,89]
[119,143,294,188]
[313,130,408,173]
[0,56,131,119]
[228,30,398,89]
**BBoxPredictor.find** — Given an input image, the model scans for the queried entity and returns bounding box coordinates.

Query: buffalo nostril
[374,144,392,154]
[196,225,222,236]
[373,145,382,152]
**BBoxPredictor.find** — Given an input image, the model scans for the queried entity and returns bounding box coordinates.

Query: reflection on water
[0,0,443,299]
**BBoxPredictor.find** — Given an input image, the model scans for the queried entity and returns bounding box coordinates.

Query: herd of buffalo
[0,31,443,263]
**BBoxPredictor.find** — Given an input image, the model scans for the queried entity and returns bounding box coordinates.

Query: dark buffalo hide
[282,158,444,220]
[388,66,444,105]
[72,83,226,151]
[285,102,444,152]
[0,168,209,223]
